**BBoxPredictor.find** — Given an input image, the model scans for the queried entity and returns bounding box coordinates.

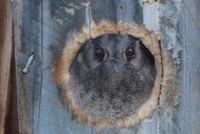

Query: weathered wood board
[13,0,200,134]
[0,0,13,134]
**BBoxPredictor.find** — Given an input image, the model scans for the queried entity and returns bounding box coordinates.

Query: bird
[68,34,157,122]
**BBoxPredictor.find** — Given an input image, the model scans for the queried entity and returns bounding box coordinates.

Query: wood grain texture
[176,0,200,133]
[13,0,200,134]
[0,0,13,134]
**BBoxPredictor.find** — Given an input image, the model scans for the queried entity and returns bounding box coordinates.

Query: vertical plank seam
[157,3,161,134]
[182,7,187,134]
[37,0,44,133]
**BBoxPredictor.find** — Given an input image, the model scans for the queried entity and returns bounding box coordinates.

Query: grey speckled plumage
[69,34,156,122]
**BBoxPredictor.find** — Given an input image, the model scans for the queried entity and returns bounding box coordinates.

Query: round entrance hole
[54,20,162,130]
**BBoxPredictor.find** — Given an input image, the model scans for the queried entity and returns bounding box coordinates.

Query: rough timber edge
[53,20,162,131]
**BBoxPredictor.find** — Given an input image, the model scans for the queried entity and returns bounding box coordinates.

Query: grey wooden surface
[13,0,200,134]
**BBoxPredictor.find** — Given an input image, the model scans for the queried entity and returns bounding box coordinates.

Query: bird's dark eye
[126,46,135,58]
[95,48,105,58]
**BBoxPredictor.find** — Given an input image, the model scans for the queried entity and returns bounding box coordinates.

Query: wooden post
[0,0,13,134]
